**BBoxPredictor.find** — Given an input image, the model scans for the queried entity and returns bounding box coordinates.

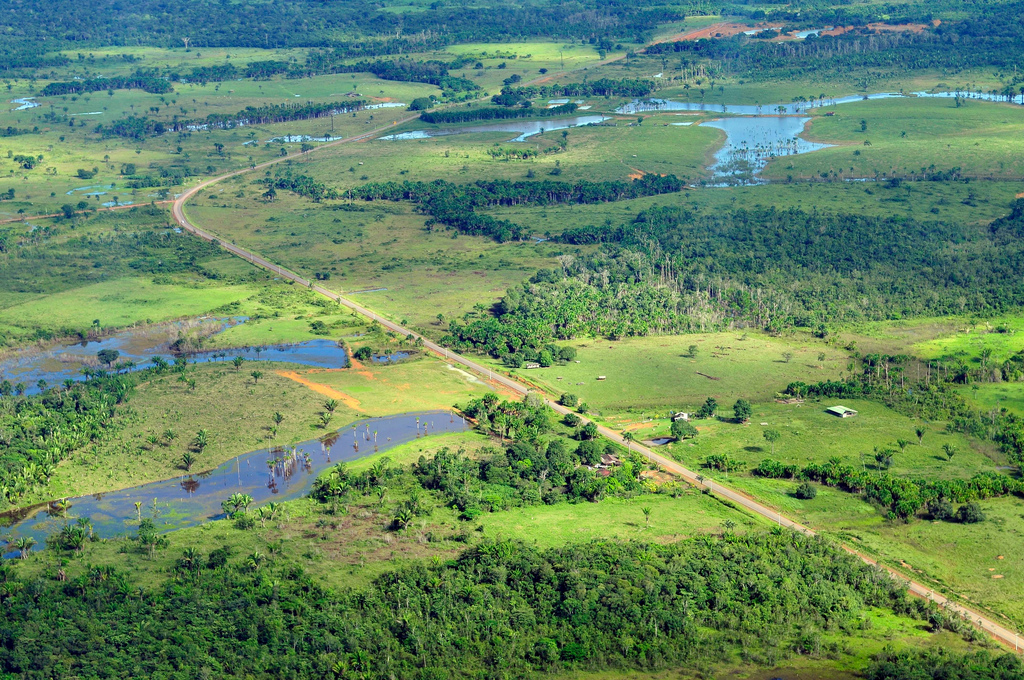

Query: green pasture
[0,72,428,215]
[767,97,1024,180]
[913,315,1024,364]
[508,331,849,415]
[0,277,252,338]
[182,190,567,332]
[271,115,717,188]
[485,178,1020,238]
[656,398,999,481]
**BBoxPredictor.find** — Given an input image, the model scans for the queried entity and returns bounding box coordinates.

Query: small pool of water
[1,411,467,556]
[372,351,410,364]
[647,437,674,446]
[701,116,831,185]
[379,115,610,143]
[11,98,39,111]
[0,320,349,395]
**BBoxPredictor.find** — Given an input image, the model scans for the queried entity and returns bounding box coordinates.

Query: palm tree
[246,550,266,572]
[77,516,93,540]
[324,398,338,413]
[250,369,263,384]
[915,426,925,444]
[319,412,333,429]
[943,443,957,461]
[232,356,245,370]
[272,412,284,427]
[237,493,254,514]
[14,536,35,559]
[257,506,273,528]
[181,451,198,472]
[134,501,143,522]
[193,429,210,454]
[179,547,202,575]
[641,506,652,528]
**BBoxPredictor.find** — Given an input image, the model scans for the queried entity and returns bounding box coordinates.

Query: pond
[701,116,831,185]
[378,115,610,143]
[647,437,674,446]
[618,90,1023,184]
[1,411,467,557]
[0,318,349,395]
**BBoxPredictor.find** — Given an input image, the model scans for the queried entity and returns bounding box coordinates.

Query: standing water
[1,411,467,557]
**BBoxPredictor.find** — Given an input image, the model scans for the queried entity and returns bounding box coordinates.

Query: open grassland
[507,331,850,416]
[182,189,570,332]
[485,178,1021,237]
[646,399,999,481]
[38,354,490,502]
[279,354,494,416]
[0,72,427,215]
[766,97,1024,180]
[268,115,717,188]
[0,277,252,340]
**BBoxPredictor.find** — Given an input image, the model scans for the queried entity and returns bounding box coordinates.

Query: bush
[353,346,373,361]
[563,413,581,428]
[927,497,954,521]
[559,393,578,408]
[955,501,985,523]
[795,482,818,500]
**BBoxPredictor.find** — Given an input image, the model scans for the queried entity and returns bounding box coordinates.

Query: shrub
[955,501,985,523]
[795,482,818,500]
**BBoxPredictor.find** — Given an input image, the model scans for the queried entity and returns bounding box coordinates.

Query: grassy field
[182,190,570,333]
[766,97,1024,180]
[649,398,999,480]
[36,353,491,503]
[506,331,850,416]
[483,178,1020,244]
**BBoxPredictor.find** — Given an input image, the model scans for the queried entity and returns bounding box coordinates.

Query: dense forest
[649,1,1024,85]
[0,374,133,507]
[0,532,981,678]
[0,0,687,71]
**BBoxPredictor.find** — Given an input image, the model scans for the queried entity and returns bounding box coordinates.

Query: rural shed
[826,405,858,418]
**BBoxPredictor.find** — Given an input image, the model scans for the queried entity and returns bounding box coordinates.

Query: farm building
[672,412,690,421]
[826,405,858,418]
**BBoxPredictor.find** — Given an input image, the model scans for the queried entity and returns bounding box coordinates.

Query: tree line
[421,102,577,124]
[97,99,367,139]
[40,70,172,96]
[350,174,684,242]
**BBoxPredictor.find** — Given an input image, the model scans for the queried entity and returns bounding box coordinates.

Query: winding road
[172,116,1023,654]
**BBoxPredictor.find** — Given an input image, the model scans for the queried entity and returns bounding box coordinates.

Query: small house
[826,405,858,418]
[596,375,606,381]
[524,362,540,369]
[600,453,621,466]
[672,412,690,421]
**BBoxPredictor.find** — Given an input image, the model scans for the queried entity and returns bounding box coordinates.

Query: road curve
[172,118,1023,654]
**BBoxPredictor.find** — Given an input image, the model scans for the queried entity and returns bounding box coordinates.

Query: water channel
[1,411,467,557]
[0,318,352,395]
[378,115,610,142]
